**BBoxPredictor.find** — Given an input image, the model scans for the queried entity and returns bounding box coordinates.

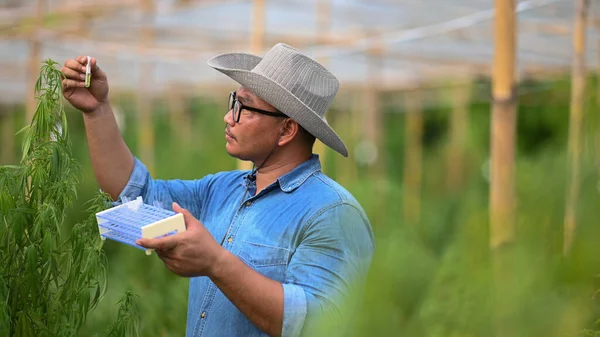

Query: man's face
[223,86,285,162]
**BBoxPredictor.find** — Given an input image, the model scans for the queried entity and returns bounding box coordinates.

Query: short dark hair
[299,125,316,149]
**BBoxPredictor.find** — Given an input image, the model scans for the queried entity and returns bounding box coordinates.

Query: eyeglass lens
[230,92,242,122]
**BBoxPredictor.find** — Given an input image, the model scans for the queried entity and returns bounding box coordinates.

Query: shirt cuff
[282,283,308,337]
[115,157,149,205]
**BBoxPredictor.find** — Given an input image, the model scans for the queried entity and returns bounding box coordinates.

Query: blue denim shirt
[118,154,374,337]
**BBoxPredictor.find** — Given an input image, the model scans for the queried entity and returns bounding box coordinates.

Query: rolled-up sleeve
[117,157,150,202]
[282,283,308,337]
[282,202,375,337]
[115,156,212,215]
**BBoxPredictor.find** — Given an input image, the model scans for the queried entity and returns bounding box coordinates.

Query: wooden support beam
[490,0,518,336]
[25,0,44,124]
[251,0,265,54]
[519,20,572,36]
[335,88,359,185]
[364,32,385,179]
[137,0,156,176]
[0,0,139,28]
[563,0,590,255]
[490,0,517,253]
[403,91,423,226]
[383,51,490,73]
[446,82,471,193]
[167,84,192,145]
[0,112,14,164]
[235,0,265,172]
[596,19,600,185]
[314,0,332,172]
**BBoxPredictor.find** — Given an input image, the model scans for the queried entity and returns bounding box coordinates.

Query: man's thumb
[173,202,198,230]
[90,57,107,80]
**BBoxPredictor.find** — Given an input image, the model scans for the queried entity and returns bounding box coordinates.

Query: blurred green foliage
[0,60,140,337]
[1,73,599,336]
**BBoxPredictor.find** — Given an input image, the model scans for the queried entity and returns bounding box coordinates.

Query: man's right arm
[61,56,133,200]
[83,101,134,200]
[62,56,212,215]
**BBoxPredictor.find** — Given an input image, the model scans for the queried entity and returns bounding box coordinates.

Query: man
[61,43,374,337]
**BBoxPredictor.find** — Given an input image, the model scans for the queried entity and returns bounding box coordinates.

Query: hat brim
[207,53,348,157]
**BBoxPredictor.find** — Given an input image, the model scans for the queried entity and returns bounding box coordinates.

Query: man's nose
[224,109,234,126]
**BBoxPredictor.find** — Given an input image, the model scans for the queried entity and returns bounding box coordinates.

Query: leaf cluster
[0,59,139,337]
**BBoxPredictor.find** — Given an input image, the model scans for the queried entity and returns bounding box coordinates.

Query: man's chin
[225,146,237,158]
[225,146,246,161]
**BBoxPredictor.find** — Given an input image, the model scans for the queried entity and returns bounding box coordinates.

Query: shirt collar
[277,154,322,193]
[239,154,322,193]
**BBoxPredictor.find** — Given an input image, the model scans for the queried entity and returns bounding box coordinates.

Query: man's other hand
[137,202,227,278]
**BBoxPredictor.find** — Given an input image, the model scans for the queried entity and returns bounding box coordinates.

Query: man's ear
[277,118,299,146]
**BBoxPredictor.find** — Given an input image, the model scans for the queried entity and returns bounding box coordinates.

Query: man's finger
[63,58,86,72]
[137,235,178,251]
[173,202,199,230]
[90,58,107,80]
[157,255,182,275]
[76,56,88,64]
[61,66,85,80]
[62,79,85,89]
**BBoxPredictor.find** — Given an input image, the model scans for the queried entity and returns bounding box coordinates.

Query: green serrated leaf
[13,207,36,215]
[49,258,60,289]
[21,134,32,162]
[15,124,30,136]
[28,311,46,333]
[12,217,24,246]
[1,165,22,171]
[26,245,39,292]
[1,58,114,337]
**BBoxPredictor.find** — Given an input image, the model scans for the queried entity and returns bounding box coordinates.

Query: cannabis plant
[0,59,139,336]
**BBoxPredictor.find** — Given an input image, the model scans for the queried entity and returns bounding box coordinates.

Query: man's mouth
[225,129,236,140]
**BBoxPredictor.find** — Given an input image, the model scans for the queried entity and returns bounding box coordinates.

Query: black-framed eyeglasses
[228,91,287,123]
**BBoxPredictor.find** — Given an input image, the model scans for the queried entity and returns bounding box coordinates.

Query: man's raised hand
[61,56,109,113]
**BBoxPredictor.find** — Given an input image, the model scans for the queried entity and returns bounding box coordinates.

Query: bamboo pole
[75,5,90,38]
[167,84,191,145]
[403,92,423,226]
[237,0,266,171]
[1,112,14,164]
[250,0,265,56]
[336,89,360,185]
[335,89,358,184]
[137,0,155,176]
[365,33,384,179]
[597,18,600,181]
[563,0,590,255]
[314,0,331,172]
[25,0,45,123]
[490,0,517,335]
[361,32,388,228]
[446,82,471,193]
[490,0,517,256]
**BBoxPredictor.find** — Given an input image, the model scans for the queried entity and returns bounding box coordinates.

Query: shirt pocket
[238,240,291,283]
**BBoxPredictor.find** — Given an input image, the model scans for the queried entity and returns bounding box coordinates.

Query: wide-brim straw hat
[207,43,348,157]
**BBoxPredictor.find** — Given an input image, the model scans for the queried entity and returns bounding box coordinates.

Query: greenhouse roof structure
[1,0,599,103]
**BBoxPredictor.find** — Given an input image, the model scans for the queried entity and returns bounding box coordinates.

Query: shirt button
[201,312,206,318]
[246,201,252,207]
[227,237,233,243]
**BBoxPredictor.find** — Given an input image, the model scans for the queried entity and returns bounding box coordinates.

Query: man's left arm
[212,202,374,337]
[138,202,374,337]
[210,248,285,336]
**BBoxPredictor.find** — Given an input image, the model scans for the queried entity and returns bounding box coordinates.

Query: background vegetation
[1,73,599,336]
